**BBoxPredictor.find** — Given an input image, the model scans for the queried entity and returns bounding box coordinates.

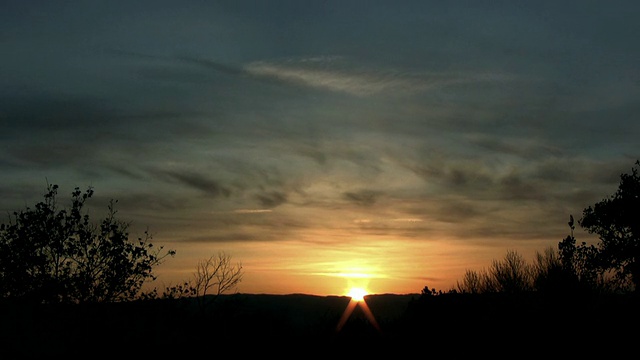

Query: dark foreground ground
[2,292,639,357]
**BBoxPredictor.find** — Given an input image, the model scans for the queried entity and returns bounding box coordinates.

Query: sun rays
[335,287,381,333]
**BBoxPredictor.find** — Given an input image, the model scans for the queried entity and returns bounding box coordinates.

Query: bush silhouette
[456,249,533,294]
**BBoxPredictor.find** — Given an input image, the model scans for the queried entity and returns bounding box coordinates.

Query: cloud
[243,57,514,97]
[465,134,564,160]
[254,190,288,208]
[150,169,231,198]
[174,55,248,77]
[392,218,423,222]
[342,190,379,206]
[234,209,273,214]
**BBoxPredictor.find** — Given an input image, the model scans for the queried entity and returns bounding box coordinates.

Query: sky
[2,0,640,296]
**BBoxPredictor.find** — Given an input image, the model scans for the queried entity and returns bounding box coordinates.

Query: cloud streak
[123,51,516,97]
[244,57,515,97]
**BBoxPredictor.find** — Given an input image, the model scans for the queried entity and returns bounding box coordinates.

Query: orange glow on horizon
[151,236,511,296]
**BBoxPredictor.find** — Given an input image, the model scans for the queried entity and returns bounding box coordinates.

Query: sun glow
[347,287,368,301]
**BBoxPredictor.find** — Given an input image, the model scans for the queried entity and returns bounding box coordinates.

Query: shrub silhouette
[456,249,532,294]
[456,232,624,295]
[454,161,640,296]
[0,184,175,304]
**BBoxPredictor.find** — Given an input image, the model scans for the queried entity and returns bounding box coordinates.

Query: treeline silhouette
[2,161,640,356]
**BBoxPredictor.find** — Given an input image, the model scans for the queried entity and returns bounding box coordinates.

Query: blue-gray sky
[2,0,639,295]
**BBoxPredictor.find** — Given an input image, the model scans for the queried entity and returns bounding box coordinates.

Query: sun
[336,286,381,333]
[347,287,368,302]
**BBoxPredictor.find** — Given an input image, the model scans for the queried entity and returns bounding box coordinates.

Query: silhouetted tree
[456,269,483,294]
[579,160,640,292]
[421,285,439,296]
[0,184,175,304]
[557,218,605,293]
[192,251,243,312]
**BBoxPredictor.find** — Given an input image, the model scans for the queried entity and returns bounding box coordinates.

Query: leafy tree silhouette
[579,160,640,293]
[0,183,175,304]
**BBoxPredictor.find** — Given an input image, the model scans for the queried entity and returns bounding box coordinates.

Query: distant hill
[1,292,419,357]
[2,291,638,357]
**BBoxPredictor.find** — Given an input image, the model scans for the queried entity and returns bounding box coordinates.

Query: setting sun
[336,286,381,334]
[347,287,368,301]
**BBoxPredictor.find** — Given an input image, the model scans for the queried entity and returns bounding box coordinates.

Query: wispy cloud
[342,190,379,206]
[243,57,514,96]
[150,168,232,198]
[233,209,273,214]
[392,218,423,222]
[254,190,288,208]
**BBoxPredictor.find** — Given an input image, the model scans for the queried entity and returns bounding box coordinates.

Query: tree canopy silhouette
[580,160,640,292]
[0,184,175,304]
